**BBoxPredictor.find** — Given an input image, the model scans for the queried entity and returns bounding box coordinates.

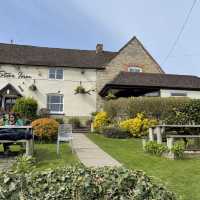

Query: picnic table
[147,125,200,159]
[149,124,200,144]
[0,126,34,156]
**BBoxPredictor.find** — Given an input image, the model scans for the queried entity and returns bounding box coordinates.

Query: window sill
[48,78,64,81]
[50,112,65,115]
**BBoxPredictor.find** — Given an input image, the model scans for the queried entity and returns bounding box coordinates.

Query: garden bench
[149,125,200,144]
[166,135,200,159]
[0,126,34,156]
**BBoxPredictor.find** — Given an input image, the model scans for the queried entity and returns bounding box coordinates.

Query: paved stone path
[73,133,121,167]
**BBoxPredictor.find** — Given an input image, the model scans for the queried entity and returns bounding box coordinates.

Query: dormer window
[128,66,142,73]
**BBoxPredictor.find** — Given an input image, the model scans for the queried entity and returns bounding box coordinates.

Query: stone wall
[96,37,164,110]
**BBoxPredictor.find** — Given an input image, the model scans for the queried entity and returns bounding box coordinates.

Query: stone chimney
[96,43,103,54]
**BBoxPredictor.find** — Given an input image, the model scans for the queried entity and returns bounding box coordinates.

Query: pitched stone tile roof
[0,43,117,69]
[99,72,200,96]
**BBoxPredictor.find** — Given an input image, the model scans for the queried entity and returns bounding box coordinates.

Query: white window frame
[128,66,142,73]
[47,94,64,114]
[48,68,64,80]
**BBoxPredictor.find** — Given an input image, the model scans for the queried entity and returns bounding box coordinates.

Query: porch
[0,84,22,113]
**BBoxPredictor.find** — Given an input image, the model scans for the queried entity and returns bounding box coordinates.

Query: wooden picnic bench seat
[167,135,200,138]
[0,139,33,156]
[0,126,34,156]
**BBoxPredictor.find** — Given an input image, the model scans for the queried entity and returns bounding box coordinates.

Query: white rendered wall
[160,89,200,99]
[0,65,97,116]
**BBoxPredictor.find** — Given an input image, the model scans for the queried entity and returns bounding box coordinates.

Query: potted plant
[29,84,37,91]
[74,85,87,94]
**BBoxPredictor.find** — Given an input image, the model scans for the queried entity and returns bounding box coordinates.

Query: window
[49,68,63,80]
[128,66,142,73]
[171,92,187,97]
[47,94,64,113]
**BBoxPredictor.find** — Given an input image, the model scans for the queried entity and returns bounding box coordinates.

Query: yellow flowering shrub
[119,113,157,137]
[93,112,109,130]
[31,118,59,141]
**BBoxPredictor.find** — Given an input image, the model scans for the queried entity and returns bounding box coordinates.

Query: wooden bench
[0,126,34,156]
[166,135,200,159]
[149,125,200,144]
[167,135,200,147]
[0,139,33,156]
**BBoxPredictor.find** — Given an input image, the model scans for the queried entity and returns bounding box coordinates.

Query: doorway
[4,97,17,113]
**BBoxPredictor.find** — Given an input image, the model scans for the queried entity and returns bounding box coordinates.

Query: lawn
[0,142,79,170]
[34,143,79,170]
[88,134,200,200]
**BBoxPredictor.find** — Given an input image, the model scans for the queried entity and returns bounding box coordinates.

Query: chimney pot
[96,43,103,54]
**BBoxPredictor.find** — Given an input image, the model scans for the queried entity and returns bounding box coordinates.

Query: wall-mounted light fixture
[6,89,10,95]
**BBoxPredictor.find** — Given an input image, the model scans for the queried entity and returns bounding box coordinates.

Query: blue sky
[0,0,199,75]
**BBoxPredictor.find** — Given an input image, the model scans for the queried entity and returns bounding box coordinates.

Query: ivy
[0,166,176,200]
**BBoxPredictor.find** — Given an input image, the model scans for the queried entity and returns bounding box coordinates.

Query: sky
[0,0,199,76]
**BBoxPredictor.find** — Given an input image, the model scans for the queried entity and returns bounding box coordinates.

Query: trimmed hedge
[104,97,200,124]
[0,166,176,200]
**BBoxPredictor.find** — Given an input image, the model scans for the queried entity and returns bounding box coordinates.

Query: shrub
[93,112,109,130]
[74,85,87,94]
[119,113,158,137]
[38,108,50,118]
[105,92,116,101]
[85,119,92,127]
[68,117,81,128]
[171,141,185,159]
[31,118,59,141]
[54,117,65,124]
[13,97,38,120]
[102,125,131,139]
[13,155,36,173]
[144,141,169,156]
[0,166,176,200]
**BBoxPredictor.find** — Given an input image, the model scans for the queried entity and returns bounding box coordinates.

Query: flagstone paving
[73,133,121,167]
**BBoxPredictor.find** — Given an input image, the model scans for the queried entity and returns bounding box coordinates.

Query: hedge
[103,97,200,124]
[0,166,176,200]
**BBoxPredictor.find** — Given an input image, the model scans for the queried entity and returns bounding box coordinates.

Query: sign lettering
[0,70,32,79]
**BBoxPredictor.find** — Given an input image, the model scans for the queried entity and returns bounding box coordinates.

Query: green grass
[88,134,200,200]
[34,143,79,170]
[0,142,79,171]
